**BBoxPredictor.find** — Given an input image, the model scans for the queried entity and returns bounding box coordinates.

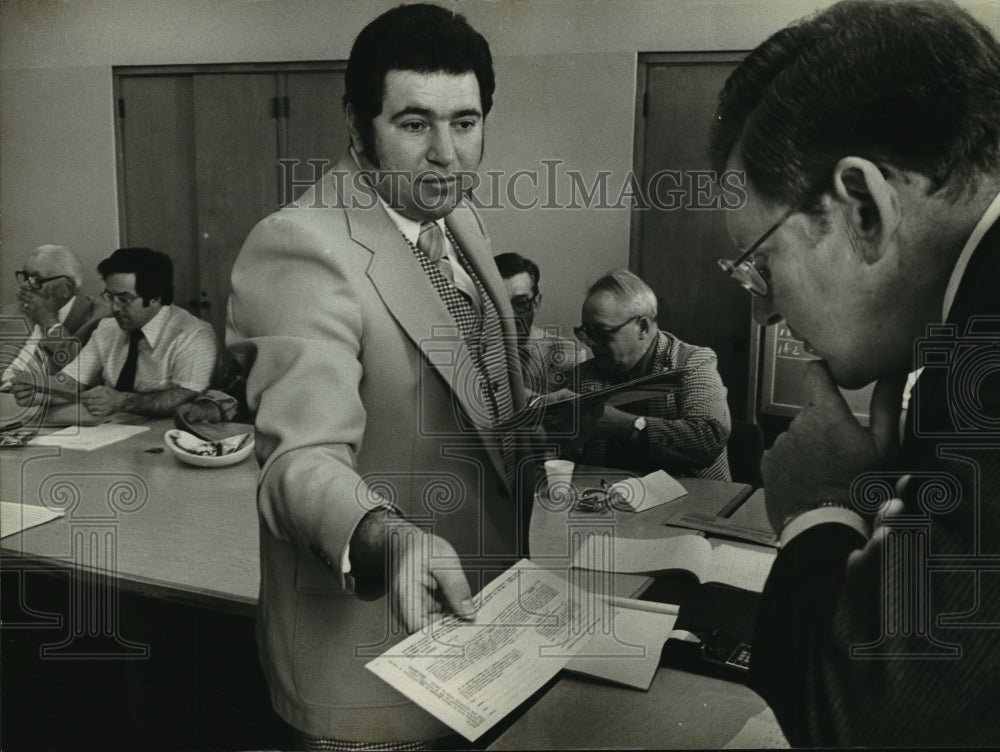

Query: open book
[495,367,691,430]
[571,531,776,593]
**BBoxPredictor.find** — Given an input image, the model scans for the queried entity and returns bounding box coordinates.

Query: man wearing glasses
[569,269,731,481]
[1,245,109,390]
[712,0,1000,746]
[14,247,217,418]
[494,251,585,393]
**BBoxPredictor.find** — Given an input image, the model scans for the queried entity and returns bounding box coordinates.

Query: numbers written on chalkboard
[775,323,813,361]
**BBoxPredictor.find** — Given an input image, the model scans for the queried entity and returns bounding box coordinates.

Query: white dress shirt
[61,304,218,393]
[1,296,76,389]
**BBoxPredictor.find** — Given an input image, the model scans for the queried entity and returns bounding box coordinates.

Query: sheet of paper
[608,470,688,513]
[0,501,65,538]
[564,597,678,690]
[704,541,776,593]
[366,559,601,742]
[30,423,150,451]
[572,531,711,577]
[723,705,790,748]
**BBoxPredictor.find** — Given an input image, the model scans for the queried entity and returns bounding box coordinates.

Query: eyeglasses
[510,294,540,315]
[717,211,792,297]
[100,290,140,307]
[15,271,70,291]
[574,315,639,345]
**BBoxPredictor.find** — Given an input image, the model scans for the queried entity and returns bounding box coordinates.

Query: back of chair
[727,420,765,488]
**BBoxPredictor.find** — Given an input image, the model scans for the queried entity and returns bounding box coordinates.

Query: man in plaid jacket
[570,269,731,480]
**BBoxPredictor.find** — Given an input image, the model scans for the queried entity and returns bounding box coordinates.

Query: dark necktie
[115,330,142,392]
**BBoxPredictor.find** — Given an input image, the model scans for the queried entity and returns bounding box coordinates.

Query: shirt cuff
[339,503,405,592]
[340,535,355,591]
[780,505,869,547]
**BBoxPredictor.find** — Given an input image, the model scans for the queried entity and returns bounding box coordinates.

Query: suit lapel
[337,158,514,480]
[904,218,1000,458]
[446,207,527,412]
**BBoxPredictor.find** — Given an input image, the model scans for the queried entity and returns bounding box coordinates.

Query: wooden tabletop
[0,418,261,612]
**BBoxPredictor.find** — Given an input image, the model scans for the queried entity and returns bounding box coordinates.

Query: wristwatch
[630,415,647,442]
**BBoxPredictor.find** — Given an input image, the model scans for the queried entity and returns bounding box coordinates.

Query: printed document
[366,559,602,741]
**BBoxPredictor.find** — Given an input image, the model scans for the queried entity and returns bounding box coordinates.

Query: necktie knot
[417,220,457,285]
[417,220,446,263]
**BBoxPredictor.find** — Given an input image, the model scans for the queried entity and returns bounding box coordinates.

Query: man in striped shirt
[13,247,218,418]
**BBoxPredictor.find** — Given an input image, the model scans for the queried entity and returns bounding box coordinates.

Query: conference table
[0,417,260,613]
[0,416,785,748]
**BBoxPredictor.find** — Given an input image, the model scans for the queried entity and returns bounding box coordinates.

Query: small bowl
[163,428,254,468]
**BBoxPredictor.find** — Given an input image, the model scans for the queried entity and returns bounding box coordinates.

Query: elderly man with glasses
[566,269,731,481]
[494,251,586,393]
[13,247,217,418]
[1,245,110,390]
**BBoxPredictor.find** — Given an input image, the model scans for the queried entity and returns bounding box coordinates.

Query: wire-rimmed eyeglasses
[717,211,792,297]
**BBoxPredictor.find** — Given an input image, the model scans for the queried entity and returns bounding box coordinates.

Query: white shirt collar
[56,295,75,325]
[942,188,1000,319]
[138,305,172,350]
[349,146,445,246]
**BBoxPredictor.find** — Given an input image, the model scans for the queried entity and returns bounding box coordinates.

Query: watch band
[630,415,647,442]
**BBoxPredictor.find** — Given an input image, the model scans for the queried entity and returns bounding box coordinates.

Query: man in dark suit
[227,4,528,747]
[711,0,1000,746]
[1,244,109,389]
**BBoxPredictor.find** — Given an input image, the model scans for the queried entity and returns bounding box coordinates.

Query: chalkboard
[758,323,874,424]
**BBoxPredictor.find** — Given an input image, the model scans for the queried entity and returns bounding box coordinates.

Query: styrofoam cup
[544,459,576,503]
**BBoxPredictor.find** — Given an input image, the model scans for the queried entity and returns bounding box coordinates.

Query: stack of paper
[30,424,150,451]
[1,501,64,538]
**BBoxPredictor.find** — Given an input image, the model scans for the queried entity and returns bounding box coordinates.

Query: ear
[637,316,652,338]
[53,277,75,299]
[831,157,901,264]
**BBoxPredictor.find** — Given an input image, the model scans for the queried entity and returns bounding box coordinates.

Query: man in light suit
[712,0,1000,745]
[1,245,109,390]
[227,5,528,747]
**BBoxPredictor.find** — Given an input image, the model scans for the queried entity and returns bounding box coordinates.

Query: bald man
[2,245,110,390]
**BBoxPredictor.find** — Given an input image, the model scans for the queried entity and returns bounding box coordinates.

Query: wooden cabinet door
[192,73,281,344]
[632,54,751,419]
[117,75,199,317]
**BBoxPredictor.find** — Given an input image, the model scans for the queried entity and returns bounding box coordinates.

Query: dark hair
[344,3,495,164]
[97,247,174,305]
[710,0,1000,213]
[494,252,540,295]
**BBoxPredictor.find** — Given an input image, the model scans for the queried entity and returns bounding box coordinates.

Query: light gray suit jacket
[227,155,527,741]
